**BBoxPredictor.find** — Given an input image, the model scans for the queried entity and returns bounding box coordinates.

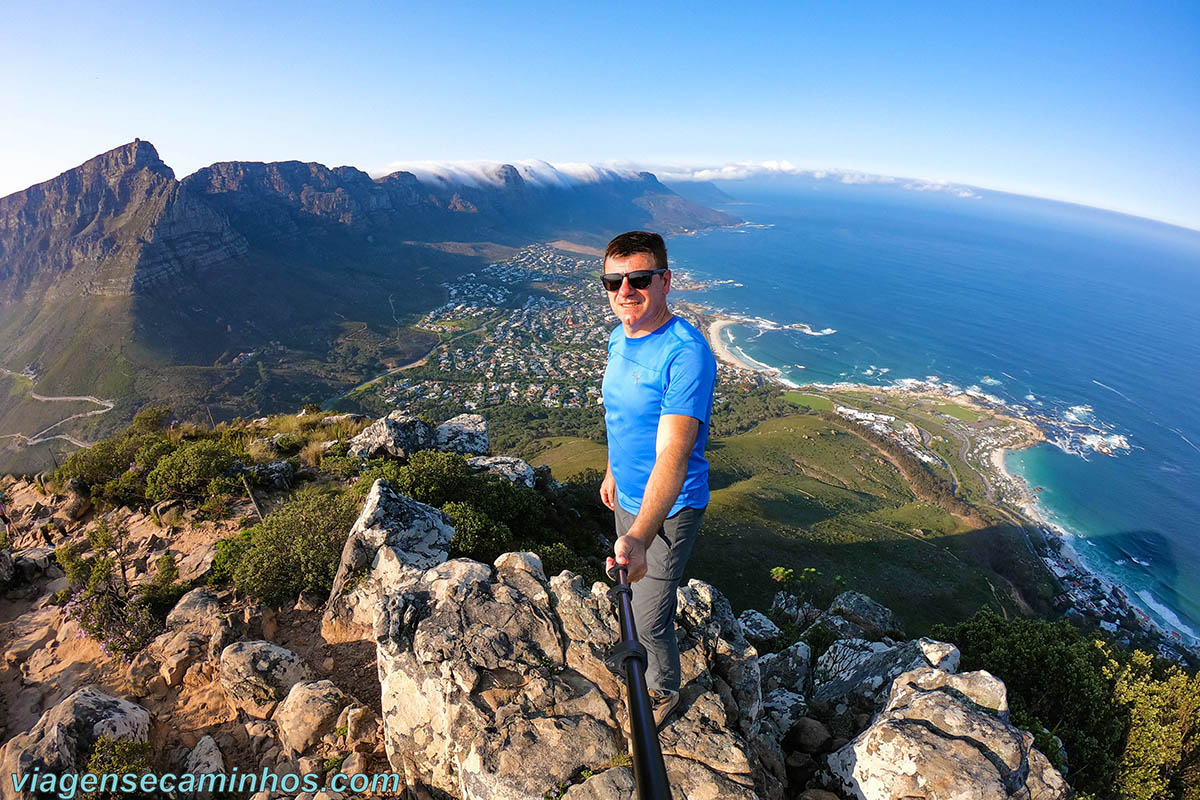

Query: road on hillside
[0,367,114,449]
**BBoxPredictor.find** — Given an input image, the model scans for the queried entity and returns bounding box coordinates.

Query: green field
[936,402,985,422]
[530,436,608,479]
[531,411,1051,634]
[783,391,834,411]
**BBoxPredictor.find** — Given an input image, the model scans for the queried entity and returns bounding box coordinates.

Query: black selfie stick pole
[606,565,671,800]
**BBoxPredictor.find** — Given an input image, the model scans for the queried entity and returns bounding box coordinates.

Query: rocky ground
[0,411,1070,799]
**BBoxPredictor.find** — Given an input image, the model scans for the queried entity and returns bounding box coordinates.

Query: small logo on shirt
[632,371,639,384]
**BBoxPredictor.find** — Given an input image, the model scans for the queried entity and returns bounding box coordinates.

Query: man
[600,230,717,729]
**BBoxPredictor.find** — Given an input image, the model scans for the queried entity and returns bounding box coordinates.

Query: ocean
[667,178,1200,644]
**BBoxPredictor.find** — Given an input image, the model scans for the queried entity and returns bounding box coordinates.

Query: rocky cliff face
[0,139,736,308]
[0,140,247,303]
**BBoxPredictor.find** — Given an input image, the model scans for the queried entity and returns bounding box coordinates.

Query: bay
[668,178,1200,643]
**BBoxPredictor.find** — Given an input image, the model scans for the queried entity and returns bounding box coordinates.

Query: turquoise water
[667,178,1200,643]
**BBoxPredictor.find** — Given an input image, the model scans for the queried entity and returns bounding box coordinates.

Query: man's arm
[609,413,699,581]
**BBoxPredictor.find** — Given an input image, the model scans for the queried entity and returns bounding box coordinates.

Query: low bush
[145,439,245,503]
[933,608,1200,799]
[228,488,358,607]
[82,735,155,799]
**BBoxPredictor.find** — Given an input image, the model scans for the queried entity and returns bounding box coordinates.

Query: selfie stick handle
[606,565,671,800]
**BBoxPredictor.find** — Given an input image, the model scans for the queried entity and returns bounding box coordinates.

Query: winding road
[0,368,114,449]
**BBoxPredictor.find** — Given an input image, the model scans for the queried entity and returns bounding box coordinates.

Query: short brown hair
[604,231,668,271]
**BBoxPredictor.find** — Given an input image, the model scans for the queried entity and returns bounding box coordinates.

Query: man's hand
[600,465,616,510]
[607,534,647,582]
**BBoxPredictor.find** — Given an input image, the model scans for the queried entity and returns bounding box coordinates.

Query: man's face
[604,252,672,336]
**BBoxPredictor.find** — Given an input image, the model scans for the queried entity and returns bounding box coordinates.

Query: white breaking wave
[1136,589,1200,641]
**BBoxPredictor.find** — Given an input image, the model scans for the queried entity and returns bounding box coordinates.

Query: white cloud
[369,157,981,200]
[655,161,979,198]
[372,158,643,188]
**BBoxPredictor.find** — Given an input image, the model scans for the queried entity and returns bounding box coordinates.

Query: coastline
[705,315,800,387]
[717,355,1199,659]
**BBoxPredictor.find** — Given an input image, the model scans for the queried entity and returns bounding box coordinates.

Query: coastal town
[366,244,763,413]
[355,242,1198,664]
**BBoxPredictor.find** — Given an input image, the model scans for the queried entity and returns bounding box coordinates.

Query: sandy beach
[707,317,798,386]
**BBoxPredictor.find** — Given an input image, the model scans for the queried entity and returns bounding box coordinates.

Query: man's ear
[663,268,672,294]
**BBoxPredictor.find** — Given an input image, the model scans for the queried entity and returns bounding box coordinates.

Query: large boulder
[770,592,820,629]
[321,480,454,643]
[245,460,294,491]
[376,558,780,800]
[347,412,434,459]
[182,735,224,800]
[467,455,536,488]
[759,639,811,695]
[738,609,783,648]
[828,591,903,637]
[166,587,223,633]
[0,687,150,800]
[218,641,310,719]
[274,680,354,757]
[435,413,489,455]
[810,637,960,732]
[828,667,1067,800]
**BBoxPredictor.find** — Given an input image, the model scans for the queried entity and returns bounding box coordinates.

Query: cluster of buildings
[1042,546,1198,662]
[381,245,615,410]
[834,405,938,465]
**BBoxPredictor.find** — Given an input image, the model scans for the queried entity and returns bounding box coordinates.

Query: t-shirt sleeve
[660,341,717,422]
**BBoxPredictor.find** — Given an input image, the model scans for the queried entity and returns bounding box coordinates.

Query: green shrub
[389,450,475,507]
[210,529,253,585]
[322,454,362,479]
[530,541,589,580]
[145,439,244,503]
[931,608,1200,799]
[350,458,408,499]
[82,735,154,799]
[445,501,513,563]
[231,488,357,606]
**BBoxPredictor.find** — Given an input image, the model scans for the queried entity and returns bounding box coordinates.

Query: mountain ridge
[0,140,739,469]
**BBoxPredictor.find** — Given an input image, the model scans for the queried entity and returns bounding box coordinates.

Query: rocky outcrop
[374,551,783,800]
[0,686,150,800]
[827,592,902,637]
[435,413,489,455]
[468,455,536,488]
[218,641,310,719]
[828,667,1067,800]
[346,412,435,459]
[274,680,354,757]
[810,637,960,736]
[321,479,454,643]
[739,609,783,647]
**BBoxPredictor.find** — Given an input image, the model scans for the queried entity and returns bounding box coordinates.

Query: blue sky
[2,0,1197,228]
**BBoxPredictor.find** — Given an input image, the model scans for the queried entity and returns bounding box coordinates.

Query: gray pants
[614,504,705,694]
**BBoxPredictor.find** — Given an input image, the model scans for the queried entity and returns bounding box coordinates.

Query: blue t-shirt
[602,315,718,516]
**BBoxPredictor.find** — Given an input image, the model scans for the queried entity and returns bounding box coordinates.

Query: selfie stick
[605,564,671,799]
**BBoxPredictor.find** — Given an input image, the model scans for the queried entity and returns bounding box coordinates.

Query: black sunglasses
[600,268,667,292]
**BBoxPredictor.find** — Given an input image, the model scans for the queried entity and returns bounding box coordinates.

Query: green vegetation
[784,391,834,412]
[221,487,358,607]
[530,437,608,480]
[55,519,187,659]
[82,736,155,799]
[935,402,984,422]
[934,608,1200,800]
[691,413,1049,631]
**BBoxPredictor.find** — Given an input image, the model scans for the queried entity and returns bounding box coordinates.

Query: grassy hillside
[534,412,1054,634]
